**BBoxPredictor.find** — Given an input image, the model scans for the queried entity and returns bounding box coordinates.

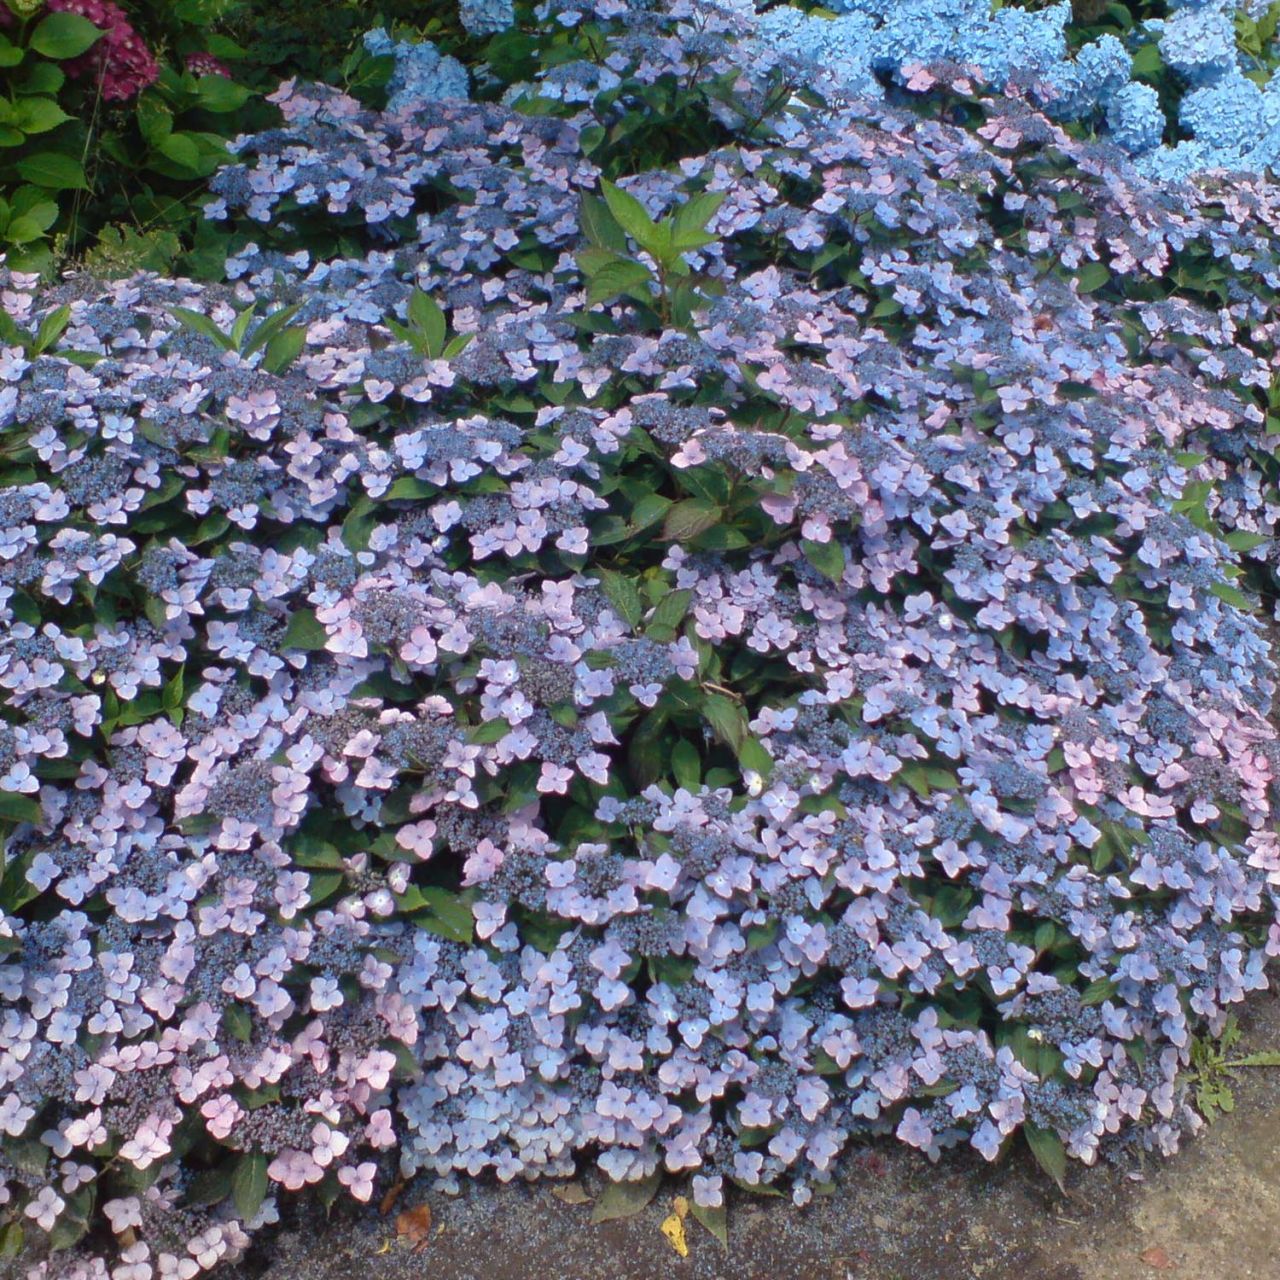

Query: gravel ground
[228,994,1280,1280]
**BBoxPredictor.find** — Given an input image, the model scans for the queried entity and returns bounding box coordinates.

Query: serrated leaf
[14,96,70,134]
[599,179,662,254]
[703,693,746,753]
[662,499,720,541]
[645,587,691,642]
[670,190,726,250]
[232,1153,267,1223]
[597,568,645,630]
[584,255,653,306]
[590,1170,662,1223]
[195,74,251,112]
[579,191,627,252]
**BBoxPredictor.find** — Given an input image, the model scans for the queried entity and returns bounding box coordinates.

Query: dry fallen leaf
[1140,1245,1176,1271]
[552,1183,592,1206]
[660,1198,689,1258]
[395,1203,432,1253]
[379,1176,406,1217]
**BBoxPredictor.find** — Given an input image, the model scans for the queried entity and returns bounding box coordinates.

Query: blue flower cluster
[460,0,517,37]
[13,2,1280,1276]
[362,27,470,113]
[1139,0,1280,180]
[736,0,1280,180]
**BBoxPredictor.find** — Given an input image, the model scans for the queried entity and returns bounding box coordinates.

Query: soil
[240,994,1280,1280]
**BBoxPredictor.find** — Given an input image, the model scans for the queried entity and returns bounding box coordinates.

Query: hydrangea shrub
[5,1,1280,1276]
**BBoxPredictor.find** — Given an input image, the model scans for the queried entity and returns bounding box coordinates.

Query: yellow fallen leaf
[672,1195,689,1219]
[660,1208,689,1258]
[552,1183,592,1205]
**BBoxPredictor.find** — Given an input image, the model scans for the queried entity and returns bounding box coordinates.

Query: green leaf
[31,303,69,354]
[261,326,306,374]
[662,498,720,541]
[1210,580,1254,610]
[590,1170,662,1223]
[597,568,645,630]
[162,665,184,713]
[628,493,672,531]
[408,288,447,359]
[671,739,701,791]
[186,1163,234,1210]
[0,791,41,824]
[409,887,474,944]
[21,61,64,94]
[1223,530,1269,551]
[5,215,48,246]
[156,131,201,170]
[288,834,344,869]
[136,95,173,146]
[670,190,726,250]
[1075,261,1110,293]
[195,74,251,112]
[167,305,229,348]
[584,254,653,306]
[14,96,70,134]
[0,39,23,69]
[16,150,87,190]
[1079,977,1117,1006]
[645,587,691,642]
[1130,42,1163,78]
[689,1199,728,1248]
[579,191,627,253]
[281,609,328,650]
[703,693,746,754]
[307,871,345,906]
[0,1223,23,1260]
[599,179,662,254]
[738,734,773,779]
[243,301,301,355]
[802,537,845,583]
[1024,1124,1066,1190]
[222,1003,252,1043]
[30,12,102,59]
[1225,1051,1280,1069]
[232,1153,268,1223]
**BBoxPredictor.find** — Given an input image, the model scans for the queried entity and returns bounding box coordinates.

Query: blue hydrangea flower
[1040,34,1131,119]
[362,27,470,112]
[1105,82,1164,155]
[1153,7,1238,85]
[751,6,881,99]
[460,0,516,37]
[1179,73,1270,153]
